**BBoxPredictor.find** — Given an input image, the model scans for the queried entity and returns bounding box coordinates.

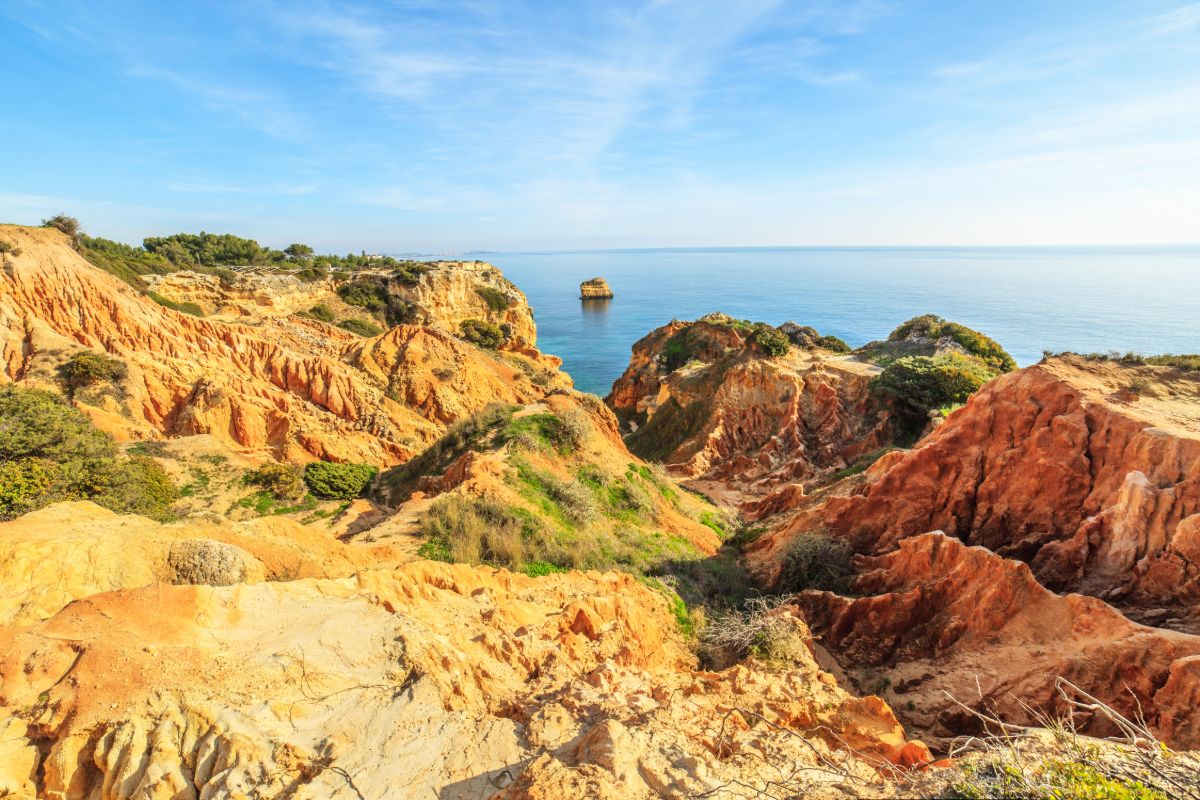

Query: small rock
[580,277,613,299]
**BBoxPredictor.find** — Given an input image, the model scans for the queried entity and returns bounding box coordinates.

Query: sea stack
[580,277,613,299]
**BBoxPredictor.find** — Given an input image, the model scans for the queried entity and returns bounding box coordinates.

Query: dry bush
[927,678,1200,800]
[699,597,812,670]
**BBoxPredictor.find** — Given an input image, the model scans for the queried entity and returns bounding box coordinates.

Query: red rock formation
[794,532,1200,749]
[607,315,891,495]
[754,357,1200,624]
[0,225,569,464]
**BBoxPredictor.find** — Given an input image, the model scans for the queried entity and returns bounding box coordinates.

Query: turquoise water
[483,247,1200,398]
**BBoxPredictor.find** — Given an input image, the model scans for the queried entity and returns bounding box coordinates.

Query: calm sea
[478,247,1200,398]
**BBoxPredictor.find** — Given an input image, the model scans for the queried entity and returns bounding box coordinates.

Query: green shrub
[143,232,273,267]
[778,533,854,592]
[337,278,390,313]
[0,459,55,518]
[475,286,510,312]
[303,461,377,499]
[815,335,851,353]
[460,319,506,349]
[337,318,384,337]
[303,304,336,323]
[246,463,306,500]
[0,386,178,520]
[661,330,696,372]
[0,386,116,463]
[294,265,328,283]
[391,262,431,285]
[57,351,127,392]
[751,326,791,357]
[94,456,179,518]
[871,352,995,423]
[889,315,1016,372]
[148,292,204,317]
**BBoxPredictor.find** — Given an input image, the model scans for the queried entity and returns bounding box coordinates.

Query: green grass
[235,490,320,516]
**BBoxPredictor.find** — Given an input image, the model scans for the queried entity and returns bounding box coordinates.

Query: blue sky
[2,1,1198,251]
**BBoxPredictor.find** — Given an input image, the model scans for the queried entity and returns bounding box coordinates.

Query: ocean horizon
[473,245,1200,397]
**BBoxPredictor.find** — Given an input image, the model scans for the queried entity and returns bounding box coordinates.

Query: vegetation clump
[303,461,377,500]
[475,286,510,312]
[246,463,306,500]
[337,278,390,314]
[0,386,177,520]
[871,351,995,433]
[778,532,855,593]
[751,325,791,357]
[0,239,21,257]
[57,351,127,393]
[889,314,1016,373]
[337,318,384,337]
[503,410,587,454]
[460,318,506,349]
[815,334,851,353]
[1047,351,1200,371]
[300,304,336,323]
[148,292,204,317]
[42,214,82,247]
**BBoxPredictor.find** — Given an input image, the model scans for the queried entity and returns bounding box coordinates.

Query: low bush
[302,304,336,323]
[0,386,178,520]
[889,314,1016,373]
[418,494,537,568]
[148,292,204,317]
[870,352,995,428]
[337,278,390,313]
[475,286,510,312]
[337,318,384,337]
[815,334,851,353]
[0,240,21,256]
[294,265,328,283]
[391,262,431,286]
[751,325,791,357]
[503,411,587,454]
[303,461,377,499]
[57,351,127,392]
[778,532,854,593]
[42,214,82,245]
[459,318,506,349]
[246,463,306,500]
[699,597,813,669]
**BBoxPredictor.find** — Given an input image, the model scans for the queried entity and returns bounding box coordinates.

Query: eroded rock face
[606,315,890,495]
[0,501,412,626]
[144,270,334,317]
[793,532,1200,749]
[0,562,928,799]
[0,225,568,464]
[752,357,1200,624]
[579,277,613,299]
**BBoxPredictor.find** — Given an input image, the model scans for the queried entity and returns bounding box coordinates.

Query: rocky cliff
[0,225,568,465]
[752,356,1200,628]
[579,277,613,299]
[0,559,929,799]
[607,314,891,498]
[795,532,1200,749]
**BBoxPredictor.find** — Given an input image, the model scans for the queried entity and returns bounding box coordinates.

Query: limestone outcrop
[794,532,1200,749]
[607,314,890,497]
[0,562,929,799]
[579,277,613,299]
[0,225,569,465]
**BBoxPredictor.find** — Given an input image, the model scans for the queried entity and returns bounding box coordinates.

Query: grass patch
[148,292,204,317]
[337,318,384,337]
[625,396,708,463]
